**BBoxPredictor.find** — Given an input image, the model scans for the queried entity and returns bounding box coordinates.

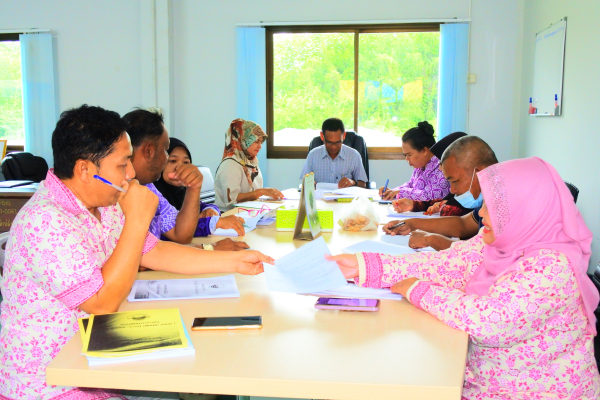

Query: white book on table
[127,275,240,302]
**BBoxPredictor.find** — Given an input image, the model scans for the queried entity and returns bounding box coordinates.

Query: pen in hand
[390,221,406,229]
[93,175,126,193]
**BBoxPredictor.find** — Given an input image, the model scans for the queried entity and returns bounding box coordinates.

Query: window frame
[0,33,25,152]
[265,23,441,160]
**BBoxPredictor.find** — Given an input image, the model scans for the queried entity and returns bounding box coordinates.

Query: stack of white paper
[342,240,416,256]
[316,182,339,191]
[386,207,441,218]
[127,275,240,302]
[264,237,348,293]
[311,283,403,301]
[332,187,376,196]
[380,234,436,252]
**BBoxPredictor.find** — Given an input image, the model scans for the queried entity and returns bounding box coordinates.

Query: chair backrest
[1,152,48,182]
[197,165,215,204]
[0,232,10,277]
[307,130,370,181]
[564,181,579,203]
[589,264,600,368]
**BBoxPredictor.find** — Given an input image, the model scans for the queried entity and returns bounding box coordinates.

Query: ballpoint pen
[93,175,126,192]
[383,178,389,193]
[390,221,406,229]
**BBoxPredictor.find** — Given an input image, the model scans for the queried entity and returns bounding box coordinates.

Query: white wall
[0,0,144,126]
[171,0,520,189]
[0,0,522,192]
[517,0,600,270]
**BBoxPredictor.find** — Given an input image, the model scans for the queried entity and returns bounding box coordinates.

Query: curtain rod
[0,29,50,34]
[236,18,470,27]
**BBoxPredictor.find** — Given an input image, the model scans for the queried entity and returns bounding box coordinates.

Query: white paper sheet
[316,182,339,191]
[386,207,441,218]
[212,210,265,236]
[332,187,376,196]
[380,234,436,252]
[127,275,240,302]
[257,217,276,226]
[264,237,348,293]
[311,283,404,301]
[342,240,416,256]
[282,190,301,200]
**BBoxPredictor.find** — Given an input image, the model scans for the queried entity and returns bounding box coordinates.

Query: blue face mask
[454,168,483,209]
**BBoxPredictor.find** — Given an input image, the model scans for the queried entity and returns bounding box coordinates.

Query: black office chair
[308,130,374,187]
[588,264,600,368]
[564,181,579,203]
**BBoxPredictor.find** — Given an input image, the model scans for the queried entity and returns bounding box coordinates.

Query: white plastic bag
[338,197,380,231]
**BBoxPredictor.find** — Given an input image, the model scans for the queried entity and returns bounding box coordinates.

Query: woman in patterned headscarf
[329,157,600,399]
[214,118,284,210]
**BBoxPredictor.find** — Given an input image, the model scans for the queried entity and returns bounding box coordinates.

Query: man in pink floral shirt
[0,105,272,400]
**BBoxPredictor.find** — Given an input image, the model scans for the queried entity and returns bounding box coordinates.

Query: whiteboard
[532,18,567,116]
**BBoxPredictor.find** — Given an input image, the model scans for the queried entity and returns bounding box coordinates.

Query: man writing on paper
[383,136,498,251]
[299,118,368,188]
[0,105,273,400]
[122,109,248,251]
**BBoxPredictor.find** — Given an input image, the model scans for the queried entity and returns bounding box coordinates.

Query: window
[266,24,440,159]
[0,34,24,151]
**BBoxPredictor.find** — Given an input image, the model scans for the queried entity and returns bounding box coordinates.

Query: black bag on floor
[1,152,49,182]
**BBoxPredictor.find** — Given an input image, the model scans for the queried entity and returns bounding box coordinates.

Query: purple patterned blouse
[394,156,450,201]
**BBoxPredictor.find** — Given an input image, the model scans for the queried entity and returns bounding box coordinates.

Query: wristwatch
[202,243,214,251]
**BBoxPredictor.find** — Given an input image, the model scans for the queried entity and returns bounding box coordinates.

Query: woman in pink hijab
[328,157,600,399]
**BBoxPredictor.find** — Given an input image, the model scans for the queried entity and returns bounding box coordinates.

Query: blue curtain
[20,33,57,166]
[236,27,268,186]
[436,23,469,139]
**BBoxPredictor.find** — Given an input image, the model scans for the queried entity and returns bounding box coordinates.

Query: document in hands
[386,207,441,218]
[127,275,240,302]
[342,240,416,256]
[263,236,348,293]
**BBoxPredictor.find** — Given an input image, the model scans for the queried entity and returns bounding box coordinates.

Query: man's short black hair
[121,108,165,148]
[52,105,126,179]
[321,118,345,135]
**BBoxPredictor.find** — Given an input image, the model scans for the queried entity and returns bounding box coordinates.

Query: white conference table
[46,190,468,400]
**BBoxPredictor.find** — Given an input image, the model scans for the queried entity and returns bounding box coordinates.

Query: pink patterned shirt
[0,170,158,400]
[394,156,450,201]
[356,233,600,399]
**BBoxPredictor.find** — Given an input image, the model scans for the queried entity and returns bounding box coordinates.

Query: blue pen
[383,178,389,193]
[93,175,126,192]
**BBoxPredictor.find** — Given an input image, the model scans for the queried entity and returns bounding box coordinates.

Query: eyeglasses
[237,205,272,218]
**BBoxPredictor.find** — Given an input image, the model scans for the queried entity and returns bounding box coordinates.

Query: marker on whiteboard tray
[554,94,560,115]
[529,97,534,114]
